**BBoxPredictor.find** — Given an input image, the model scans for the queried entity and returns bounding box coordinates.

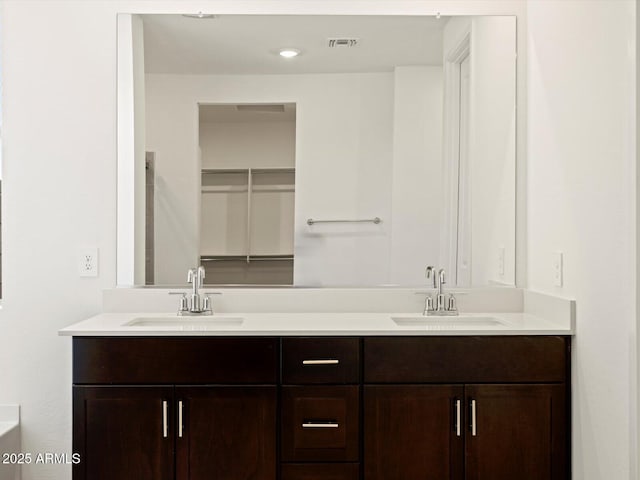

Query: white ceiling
[141,14,447,75]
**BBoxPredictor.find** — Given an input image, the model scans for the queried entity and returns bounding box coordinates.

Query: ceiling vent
[327,38,359,48]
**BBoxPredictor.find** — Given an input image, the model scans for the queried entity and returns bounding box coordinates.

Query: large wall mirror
[117,14,516,288]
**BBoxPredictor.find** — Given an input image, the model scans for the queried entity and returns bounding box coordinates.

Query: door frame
[441,29,471,286]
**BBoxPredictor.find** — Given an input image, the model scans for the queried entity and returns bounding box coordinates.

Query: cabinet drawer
[73,337,278,384]
[282,338,360,384]
[281,386,359,462]
[281,463,359,480]
[364,336,568,383]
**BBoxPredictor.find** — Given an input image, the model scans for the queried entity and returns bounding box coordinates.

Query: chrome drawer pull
[302,422,339,428]
[162,401,168,438]
[178,400,183,438]
[470,399,477,436]
[302,359,340,365]
[455,399,461,437]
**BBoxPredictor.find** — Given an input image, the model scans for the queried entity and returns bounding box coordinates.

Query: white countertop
[0,422,18,438]
[0,405,19,438]
[59,311,572,336]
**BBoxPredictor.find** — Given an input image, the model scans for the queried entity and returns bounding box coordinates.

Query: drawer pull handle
[302,422,339,428]
[470,399,477,437]
[162,401,168,438]
[455,399,461,437]
[178,400,183,438]
[302,359,340,365]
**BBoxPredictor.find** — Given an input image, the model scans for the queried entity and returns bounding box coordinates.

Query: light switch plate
[498,247,505,276]
[552,252,563,287]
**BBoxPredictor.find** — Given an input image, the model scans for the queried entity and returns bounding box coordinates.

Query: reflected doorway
[198,104,296,285]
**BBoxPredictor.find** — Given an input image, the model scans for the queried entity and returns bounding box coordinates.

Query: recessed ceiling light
[279,49,300,58]
[182,12,217,19]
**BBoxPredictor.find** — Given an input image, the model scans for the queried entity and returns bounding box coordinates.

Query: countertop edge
[59,311,573,337]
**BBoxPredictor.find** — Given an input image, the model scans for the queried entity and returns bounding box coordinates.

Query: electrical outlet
[79,248,99,277]
[498,247,505,276]
[552,251,563,287]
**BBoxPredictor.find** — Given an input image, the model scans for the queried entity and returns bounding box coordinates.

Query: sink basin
[126,316,244,329]
[391,315,506,329]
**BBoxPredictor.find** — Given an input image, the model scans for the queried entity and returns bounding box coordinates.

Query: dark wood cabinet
[281,338,362,474]
[281,463,360,480]
[75,385,276,480]
[73,337,278,480]
[176,386,276,480]
[362,337,570,480]
[72,335,570,480]
[364,385,464,480]
[73,386,174,480]
[465,384,567,480]
[281,386,359,462]
[282,338,360,384]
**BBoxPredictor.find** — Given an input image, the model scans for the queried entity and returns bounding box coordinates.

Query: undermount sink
[391,315,507,329]
[126,316,244,328]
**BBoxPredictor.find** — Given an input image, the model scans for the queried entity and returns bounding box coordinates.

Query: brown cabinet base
[72,335,570,480]
[281,463,359,480]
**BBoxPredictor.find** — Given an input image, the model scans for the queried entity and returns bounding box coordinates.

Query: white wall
[116,14,147,285]
[469,17,516,286]
[389,66,443,285]
[1,3,119,480]
[292,73,394,286]
[527,1,636,478]
[200,121,295,169]
[0,2,527,480]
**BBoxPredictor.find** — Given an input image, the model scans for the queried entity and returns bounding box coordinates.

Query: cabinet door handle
[470,399,477,436]
[178,400,184,438]
[455,399,461,437]
[162,400,168,438]
[302,359,340,365]
[302,421,339,428]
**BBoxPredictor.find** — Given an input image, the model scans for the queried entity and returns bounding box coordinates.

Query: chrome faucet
[435,268,447,312]
[423,266,436,314]
[172,266,214,315]
[423,266,458,316]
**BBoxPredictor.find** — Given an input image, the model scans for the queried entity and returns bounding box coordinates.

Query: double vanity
[70,7,558,480]
[61,288,573,480]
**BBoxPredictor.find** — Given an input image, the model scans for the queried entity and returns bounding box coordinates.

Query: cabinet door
[465,384,567,480]
[364,385,464,480]
[73,386,174,480]
[176,386,277,480]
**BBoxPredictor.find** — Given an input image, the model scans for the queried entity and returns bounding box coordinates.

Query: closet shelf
[201,185,248,193]
[200,254,294,263]
[202,167,294,174]
[252,185,295,193]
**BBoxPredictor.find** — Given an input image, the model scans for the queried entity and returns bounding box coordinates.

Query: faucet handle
[202,295,211,313]
[447,294,457,312]
[169,291,189,312]
[423,295,434,316]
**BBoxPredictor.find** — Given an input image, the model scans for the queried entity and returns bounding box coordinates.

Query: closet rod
[200,255,294,262]
[306,217,381,226]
